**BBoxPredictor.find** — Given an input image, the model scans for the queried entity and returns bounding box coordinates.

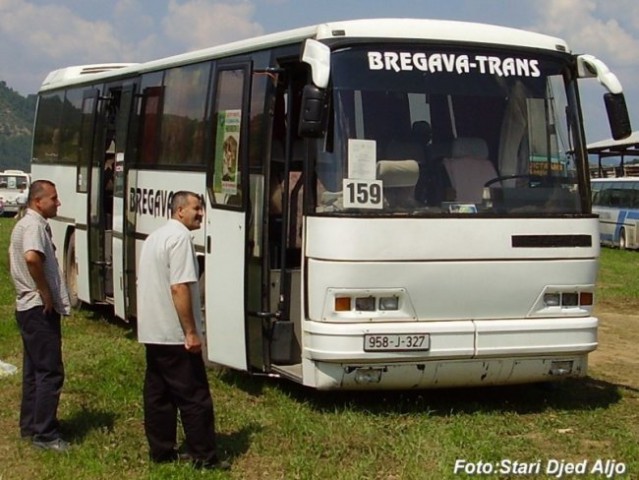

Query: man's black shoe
[150,451,179,463]
[194,459,231,471]
[32,438,70,452]
[177,451,193,462]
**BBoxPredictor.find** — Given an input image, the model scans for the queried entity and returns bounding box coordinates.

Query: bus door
[262,70,305,377]
[75,88,100,304]
[205,63,251,370]
[86,86,122,304]
[243,63,306,378]
[111,83,137,319]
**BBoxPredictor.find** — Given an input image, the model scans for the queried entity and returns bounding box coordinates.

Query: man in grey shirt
[9,180,70,452]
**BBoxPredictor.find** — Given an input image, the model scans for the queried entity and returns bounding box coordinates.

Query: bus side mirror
[604,93,632,140]
[298,84,327,138]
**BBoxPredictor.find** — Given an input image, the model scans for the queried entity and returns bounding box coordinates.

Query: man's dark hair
[28,179,56,204]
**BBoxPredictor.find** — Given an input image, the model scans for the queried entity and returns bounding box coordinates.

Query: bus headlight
[325,288,415,321]
[379,296,399,311]
[543,293,561,307]
[536,287,595,316]
[562,293,579,307]
[355,296,376,311]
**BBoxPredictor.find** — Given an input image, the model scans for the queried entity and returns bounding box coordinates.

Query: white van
[0,170,31,215]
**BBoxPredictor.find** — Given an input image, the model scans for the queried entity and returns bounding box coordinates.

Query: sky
[1,0,638,144]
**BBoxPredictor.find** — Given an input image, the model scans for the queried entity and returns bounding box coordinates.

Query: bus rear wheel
[65,232,80,308]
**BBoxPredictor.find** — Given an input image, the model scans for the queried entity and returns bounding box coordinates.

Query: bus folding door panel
[204,207,248,370]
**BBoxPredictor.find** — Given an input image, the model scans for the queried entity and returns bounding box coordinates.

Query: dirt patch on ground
[590,308,639,389]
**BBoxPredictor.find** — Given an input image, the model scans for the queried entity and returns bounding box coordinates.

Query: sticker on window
[348,139,376,180]
[343,179,383,209]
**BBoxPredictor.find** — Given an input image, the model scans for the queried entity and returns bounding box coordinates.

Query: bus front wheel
[65,232,80,308]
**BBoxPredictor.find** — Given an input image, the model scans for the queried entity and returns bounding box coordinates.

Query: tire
[65,232,80,308]
[619,227,627,250]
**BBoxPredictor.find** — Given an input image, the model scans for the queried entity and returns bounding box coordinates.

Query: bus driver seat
[442,137,498,204]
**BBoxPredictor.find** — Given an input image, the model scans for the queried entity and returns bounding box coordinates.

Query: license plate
[364,334,430,352]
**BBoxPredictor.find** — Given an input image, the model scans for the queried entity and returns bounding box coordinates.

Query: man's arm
[170,282,202,353]
[24,250,54,313]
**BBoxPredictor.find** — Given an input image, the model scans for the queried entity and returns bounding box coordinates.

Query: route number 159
[343,179,384,209]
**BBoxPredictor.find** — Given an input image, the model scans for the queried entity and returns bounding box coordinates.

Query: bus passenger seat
[443,137,497,204]
[377,140,424,208]
[376,159,419,208]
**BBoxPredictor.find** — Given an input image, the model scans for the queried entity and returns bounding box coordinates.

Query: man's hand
[39,288,55,313]
[171,282,202,354]
[184,332,202,353]
[25,250,54,313]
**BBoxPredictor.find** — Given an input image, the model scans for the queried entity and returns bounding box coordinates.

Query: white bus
[0,169,31,215]
[588,133,639,248]
[31,18,631,390]
[591,177,639,249]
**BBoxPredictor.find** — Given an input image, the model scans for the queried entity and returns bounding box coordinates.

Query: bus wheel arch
[65,229,80,308]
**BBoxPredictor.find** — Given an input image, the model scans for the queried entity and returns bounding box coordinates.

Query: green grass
[596,248,639,311]
[1,216,638,479]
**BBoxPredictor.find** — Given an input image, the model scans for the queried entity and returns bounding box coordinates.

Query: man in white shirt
[9,180,71,452]
[137,191,227,470]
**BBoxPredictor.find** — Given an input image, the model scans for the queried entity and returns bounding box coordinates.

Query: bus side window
[633,185,639,208]
[592,190,600,205]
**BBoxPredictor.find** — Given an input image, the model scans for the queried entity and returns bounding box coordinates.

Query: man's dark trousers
[143,344,217,463]
[16,307,64,441]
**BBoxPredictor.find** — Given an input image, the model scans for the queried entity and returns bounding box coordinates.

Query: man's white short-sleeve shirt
[136,219,202,344]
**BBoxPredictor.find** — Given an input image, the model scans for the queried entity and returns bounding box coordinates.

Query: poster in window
[214,109,241,195]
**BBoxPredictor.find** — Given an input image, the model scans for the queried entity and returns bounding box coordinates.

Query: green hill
[0,81,37,172]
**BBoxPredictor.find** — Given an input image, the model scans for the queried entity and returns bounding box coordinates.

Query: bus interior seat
[379,139,423,207]
[376,159,419,208]
[443,137,498,204]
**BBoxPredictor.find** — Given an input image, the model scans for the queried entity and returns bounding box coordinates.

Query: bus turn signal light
[335,297,351,312]
[579,292,593,306]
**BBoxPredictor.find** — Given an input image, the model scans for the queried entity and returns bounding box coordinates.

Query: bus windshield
[313,45,582,216]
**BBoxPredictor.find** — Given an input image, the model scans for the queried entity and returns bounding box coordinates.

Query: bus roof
[587,131,639,156]
[591,176,639,182]
[41,63,138,90]
[38,18,570,92]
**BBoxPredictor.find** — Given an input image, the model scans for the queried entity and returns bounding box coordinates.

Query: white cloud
[0,0,265,93]
[0,0,135,93]
[114,0,155,31]
[527,0,639,140]
[162,0,264,51]
[597,0,639,32]
[530,0,639,67]
[1,2,125,61]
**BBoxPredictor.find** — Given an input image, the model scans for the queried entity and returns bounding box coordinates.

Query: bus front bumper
[301,317,597,389]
